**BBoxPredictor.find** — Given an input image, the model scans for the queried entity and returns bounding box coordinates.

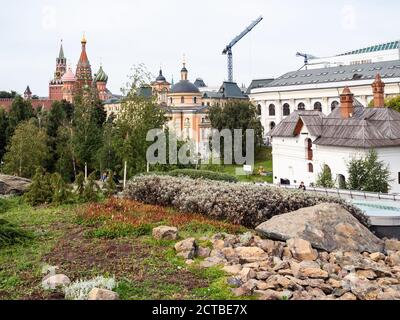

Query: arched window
[338,174,346,189]
[306,138,313,161]
[314,102,322,112]
[283,103,290,116]
[270,121,276,130]
[257,104,262,115]
[308,163,314,173]
[331,101,339,111]
[193,97,197,104]
[181,96,185,104]
[269,104,276,116]
[298,102,305,110]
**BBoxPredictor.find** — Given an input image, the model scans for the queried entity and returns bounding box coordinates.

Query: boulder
[0,174,31,195]
[175,238,197,260]
[234,247,268,263]
[291,261,329,279]
[42,274,71,290]
[152,226,178,240]
[197,247,211,258]
[87,288,119,300]
[385,239,400,252]
[258,289,292,300]
[256,203,383,253]
[287,238,318,261]
[222,265,242,275]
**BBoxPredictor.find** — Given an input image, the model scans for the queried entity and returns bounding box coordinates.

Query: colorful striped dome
[94,66,108,83]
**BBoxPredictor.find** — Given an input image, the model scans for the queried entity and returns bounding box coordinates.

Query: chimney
[371,73,385,108]
[340,86,354,119]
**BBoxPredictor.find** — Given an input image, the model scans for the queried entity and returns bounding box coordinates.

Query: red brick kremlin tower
[75,34,93,89]
[49,41,67,100]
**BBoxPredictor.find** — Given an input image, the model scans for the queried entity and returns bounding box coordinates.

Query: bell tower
[49,40,67,100]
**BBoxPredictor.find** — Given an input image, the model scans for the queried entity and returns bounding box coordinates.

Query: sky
[0,0,400,97]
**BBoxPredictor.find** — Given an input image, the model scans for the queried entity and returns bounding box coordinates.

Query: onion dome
[94,66,108,83]
[156,69,166,82]
[62,67,77,82]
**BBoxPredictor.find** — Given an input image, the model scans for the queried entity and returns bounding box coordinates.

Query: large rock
[87,288,119,300]
[42,274,71,290]
[287,238,318,261]
[234,247,268,263]
[256,203,383,253]
[152,226,178,240]
[175,238,197,259]
[0,174,31,195]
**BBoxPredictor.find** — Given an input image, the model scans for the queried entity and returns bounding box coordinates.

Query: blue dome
[156,69,166,82]
[170,80,200,94]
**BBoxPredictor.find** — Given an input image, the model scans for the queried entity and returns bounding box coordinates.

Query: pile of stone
[166,203,400,300]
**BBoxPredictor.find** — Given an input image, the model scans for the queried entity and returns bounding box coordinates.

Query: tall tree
[316,164,335,188]
[208,101,264,164]
[3,120,49,178]
[72,88,105,172]
[7,96,34,139]
[347,150,391,193]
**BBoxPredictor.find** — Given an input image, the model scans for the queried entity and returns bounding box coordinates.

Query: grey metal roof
[219,81,248,99]
[256,60,400,89]
[170,80,200,94]
[194,78,207,88]
[270,105,400,148]
[338,41,399,56]
[247,78,274,94]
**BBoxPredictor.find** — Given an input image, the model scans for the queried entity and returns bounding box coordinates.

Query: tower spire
[181,54,188,81]
[59,39,65,60]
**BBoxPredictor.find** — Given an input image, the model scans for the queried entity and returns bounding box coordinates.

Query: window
[283,103,290,116]
[269,104,276,116]
[398,172,400,184]
[306,138,313,161]
[270,122,276,130]
[314,102,322,112]
[257,104,262,115]
[181,96,184,104]
[298,102,305,110]
[193,97,197,104]
[170,97,173,104]
[331,101,339,111]
[308,163,314,173]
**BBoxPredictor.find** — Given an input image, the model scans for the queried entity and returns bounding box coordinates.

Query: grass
[202,146,273,184]
[0,196,252,300]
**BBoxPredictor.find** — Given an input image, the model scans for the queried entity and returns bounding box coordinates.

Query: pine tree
[24,168,53,206]
[51,173,72,205]
[82,172,100,202]
[316,164,335,188]
[104,171,117,197]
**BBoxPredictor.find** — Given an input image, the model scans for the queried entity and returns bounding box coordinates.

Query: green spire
[58,40,65,60]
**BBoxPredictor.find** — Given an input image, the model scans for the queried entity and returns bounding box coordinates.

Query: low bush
[167,169,238,183]
[0,219,33,247]
[64,276,116,300]
[123,175,369,228]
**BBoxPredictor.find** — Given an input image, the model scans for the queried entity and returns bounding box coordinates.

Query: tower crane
[222,16,263,82]
[296,52,318,70]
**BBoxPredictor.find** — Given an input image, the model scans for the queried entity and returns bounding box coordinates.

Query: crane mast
[222,16,263,82]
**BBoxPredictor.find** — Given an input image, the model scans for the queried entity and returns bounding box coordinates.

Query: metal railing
[257,183,400,202]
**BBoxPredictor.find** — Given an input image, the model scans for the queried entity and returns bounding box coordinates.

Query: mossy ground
[0,197,251,300]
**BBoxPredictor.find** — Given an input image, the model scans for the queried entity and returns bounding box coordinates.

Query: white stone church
[270,74,400,194]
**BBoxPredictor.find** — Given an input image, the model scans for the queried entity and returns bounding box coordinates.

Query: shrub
[64,276,116,300]
[123,175,369,228]
[0,219,33,247]
[0,198,10,213]
[51,173,73,205]
[167,169,238,183]
[24,168,53,206]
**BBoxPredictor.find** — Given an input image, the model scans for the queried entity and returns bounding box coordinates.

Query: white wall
[273,131,400,193]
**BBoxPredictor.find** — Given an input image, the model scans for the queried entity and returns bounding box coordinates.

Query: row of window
[260,101,340,116]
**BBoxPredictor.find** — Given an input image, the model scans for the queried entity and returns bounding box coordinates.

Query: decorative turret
[95,65,109,101]
[340,86,354,119]
[24,86,32,100]
[76,34,93,88]
[62,66,77,103]
[181,55,188,81]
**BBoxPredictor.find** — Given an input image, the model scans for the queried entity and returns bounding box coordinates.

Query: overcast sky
[1,0,400,96]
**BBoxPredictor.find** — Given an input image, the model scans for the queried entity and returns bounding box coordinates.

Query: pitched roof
[270,105,400,148]
[337,41,399,56]
[219,82,248,99]
[247,78,274,94]
[253,60,400,89]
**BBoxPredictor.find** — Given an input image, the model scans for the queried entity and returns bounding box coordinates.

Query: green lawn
[203,146,273,183]
[0,197,252,300]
